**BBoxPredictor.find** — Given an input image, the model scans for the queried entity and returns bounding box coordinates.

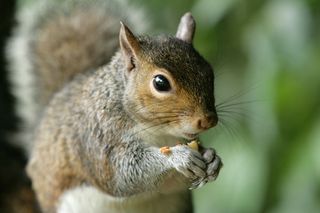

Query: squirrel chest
[57,186,191,213]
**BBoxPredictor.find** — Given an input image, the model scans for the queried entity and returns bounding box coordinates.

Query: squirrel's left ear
[119,22,141,72]
[176,12,196,44]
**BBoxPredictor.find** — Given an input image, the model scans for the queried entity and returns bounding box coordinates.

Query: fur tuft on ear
[175,12,196,44]
[119,22,140,71]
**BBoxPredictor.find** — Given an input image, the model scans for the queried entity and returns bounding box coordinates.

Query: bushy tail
[6,0,147,155]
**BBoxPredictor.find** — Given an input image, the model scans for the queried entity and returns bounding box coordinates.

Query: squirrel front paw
[189,147,223,189]
[161,144,223,190]
[167,145,207,186]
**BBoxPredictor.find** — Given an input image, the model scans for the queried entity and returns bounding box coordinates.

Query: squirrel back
[6,0,147,154]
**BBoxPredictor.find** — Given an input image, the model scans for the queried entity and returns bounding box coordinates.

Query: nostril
[202,113,218,129]
[197,117,210,130]
[195,112,218,130]
[207,112,218,127]
[197,119,202,129]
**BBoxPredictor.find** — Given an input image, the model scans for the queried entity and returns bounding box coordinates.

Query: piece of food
[160,146,172,155]
[187,140,199,151]
[160,140,199,156]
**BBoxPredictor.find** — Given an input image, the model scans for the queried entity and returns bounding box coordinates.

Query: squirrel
[6,0,223,212]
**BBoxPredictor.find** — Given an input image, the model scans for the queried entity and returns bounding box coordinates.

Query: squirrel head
[120,13,218,140]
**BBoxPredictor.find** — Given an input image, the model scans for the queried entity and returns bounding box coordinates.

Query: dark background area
[0,1,37,212]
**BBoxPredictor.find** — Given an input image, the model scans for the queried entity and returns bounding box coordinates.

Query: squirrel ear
[119,22,141,71]
[175,12,196,44]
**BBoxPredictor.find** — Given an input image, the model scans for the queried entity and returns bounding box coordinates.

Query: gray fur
[6,0,148,155]
[176,12,196,43]
[27,52,199,212]
[7,1,223,212]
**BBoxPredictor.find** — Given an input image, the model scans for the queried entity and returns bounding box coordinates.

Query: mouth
[183,133,199,140]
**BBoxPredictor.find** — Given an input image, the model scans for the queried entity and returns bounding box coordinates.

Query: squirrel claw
[188,147,223,190]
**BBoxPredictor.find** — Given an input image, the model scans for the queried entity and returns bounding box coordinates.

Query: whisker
[216,118,235,139]
[217,109,250,120]
[216,99,263,109]
[215,84,259,108]
[218,117,241,140]
[132,104,186,116]
[132,119,179,137]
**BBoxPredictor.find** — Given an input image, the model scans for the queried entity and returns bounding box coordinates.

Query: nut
[187,140,199,151]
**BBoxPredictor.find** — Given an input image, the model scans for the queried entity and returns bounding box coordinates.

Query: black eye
[153,75,171,92]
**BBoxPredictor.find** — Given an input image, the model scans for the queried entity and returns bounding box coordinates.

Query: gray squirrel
[7,0,222,212]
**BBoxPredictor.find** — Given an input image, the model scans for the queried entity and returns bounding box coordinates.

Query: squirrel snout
[195,112,218,130]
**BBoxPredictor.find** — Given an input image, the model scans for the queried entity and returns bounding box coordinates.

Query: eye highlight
[153,75,171,92]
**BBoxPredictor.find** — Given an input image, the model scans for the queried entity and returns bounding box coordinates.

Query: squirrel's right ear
[119,22,141,72]
[176,12,196,44]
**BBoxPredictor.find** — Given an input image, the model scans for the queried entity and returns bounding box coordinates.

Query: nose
[196,112,218,130]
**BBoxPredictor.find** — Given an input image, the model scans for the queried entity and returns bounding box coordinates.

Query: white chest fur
[57,186,191,213]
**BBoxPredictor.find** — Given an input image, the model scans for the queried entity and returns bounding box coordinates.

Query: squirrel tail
[6,0,148,155]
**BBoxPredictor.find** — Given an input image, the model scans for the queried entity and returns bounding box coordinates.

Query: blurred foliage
[138,0,320,212]
[18,0,320,212]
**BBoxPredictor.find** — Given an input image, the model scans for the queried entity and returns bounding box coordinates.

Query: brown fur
[128,59,207,125]
[33,8,118,106]
[122,37,217,130]
[24,4,220,212]
[27,43,217,211]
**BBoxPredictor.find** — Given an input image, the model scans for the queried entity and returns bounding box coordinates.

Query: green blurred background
[138,0,320,212]
[1,0,320,212]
